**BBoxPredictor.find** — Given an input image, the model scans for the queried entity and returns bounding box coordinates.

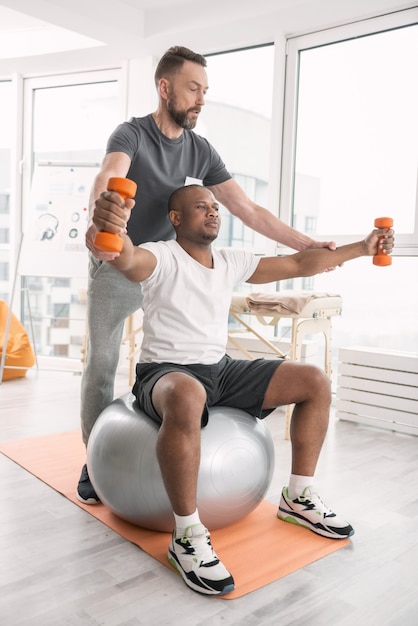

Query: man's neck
[176,239,214,269]
[152,111,183,140]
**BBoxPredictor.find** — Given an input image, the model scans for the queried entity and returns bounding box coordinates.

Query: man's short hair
[168,184,203,213]
[155,46,207,86]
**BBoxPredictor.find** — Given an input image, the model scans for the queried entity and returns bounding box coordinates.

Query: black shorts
[132,354,284,427]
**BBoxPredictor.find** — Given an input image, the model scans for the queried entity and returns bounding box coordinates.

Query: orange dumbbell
[373,217,393,266]
[94,177,137,253]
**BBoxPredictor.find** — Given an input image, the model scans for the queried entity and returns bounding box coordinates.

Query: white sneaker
[167,523,235,595]
[278,486,354,539]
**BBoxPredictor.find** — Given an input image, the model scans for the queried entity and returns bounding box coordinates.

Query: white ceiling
[0,0,416,76]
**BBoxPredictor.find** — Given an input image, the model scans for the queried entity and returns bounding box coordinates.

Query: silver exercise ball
[87,393,275,532]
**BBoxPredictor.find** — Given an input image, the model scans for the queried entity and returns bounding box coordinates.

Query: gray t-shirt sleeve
[106,121,139,159]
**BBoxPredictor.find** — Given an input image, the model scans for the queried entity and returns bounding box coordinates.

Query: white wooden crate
[336,346,418,435]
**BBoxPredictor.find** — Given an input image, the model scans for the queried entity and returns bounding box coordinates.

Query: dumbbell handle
[93,177,137,253]
[373,217,393,266]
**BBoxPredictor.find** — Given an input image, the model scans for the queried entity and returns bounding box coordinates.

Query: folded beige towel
[245,291,339,315]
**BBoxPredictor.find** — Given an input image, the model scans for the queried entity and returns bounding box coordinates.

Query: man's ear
[158,78,170,101]
[169,209,181,226]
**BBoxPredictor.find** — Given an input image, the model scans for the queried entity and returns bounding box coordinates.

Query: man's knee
[154,373,206,418]
[264,361,331,407]
[306,364,331,402]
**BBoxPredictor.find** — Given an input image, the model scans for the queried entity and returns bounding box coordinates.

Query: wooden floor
[1,367,418,625]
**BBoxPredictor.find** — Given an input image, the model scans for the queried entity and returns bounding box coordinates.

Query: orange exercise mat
[0,430,350,599]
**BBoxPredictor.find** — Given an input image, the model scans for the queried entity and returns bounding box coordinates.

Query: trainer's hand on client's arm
[306,238,340,272]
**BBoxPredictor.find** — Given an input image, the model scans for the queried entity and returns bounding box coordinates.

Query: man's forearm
[241,203,314,250]
[296,240,367,276]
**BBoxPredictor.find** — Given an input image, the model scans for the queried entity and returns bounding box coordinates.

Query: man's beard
[202,231,218,242]
[167,99,197,130]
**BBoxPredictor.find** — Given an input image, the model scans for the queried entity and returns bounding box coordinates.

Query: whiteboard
[20,162,99,278]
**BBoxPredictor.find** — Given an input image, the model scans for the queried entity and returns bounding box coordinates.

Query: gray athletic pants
[80,255,143,446]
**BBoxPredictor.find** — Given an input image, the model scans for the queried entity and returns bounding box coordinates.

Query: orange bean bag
[0,300,35,381]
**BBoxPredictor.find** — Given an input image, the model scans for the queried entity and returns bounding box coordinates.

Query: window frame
[280,7,418,256]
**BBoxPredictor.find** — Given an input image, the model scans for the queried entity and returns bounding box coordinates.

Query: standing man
[78,46,337,504]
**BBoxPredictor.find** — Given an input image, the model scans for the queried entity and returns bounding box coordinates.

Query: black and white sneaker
[168,523,235,595]
[278,486,354,539]
[76,464,100,504]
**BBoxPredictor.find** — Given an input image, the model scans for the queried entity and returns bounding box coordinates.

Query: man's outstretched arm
[248,227,394,284]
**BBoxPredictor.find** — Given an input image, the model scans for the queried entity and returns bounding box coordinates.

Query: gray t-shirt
[106,114,232,245]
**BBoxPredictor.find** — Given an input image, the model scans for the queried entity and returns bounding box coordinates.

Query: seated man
[93,184,394,596]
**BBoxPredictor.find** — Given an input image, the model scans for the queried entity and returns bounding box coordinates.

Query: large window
[195,46,277,341]
[281,10,418,355]
[284,19,417,250]
[19,72,122,364]
[196,45,274,253]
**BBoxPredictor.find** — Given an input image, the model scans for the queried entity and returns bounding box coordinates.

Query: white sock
[174,509,201,533]
[288,474,314,499]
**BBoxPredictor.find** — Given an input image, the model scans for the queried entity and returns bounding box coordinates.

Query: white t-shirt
[138,240,260,364]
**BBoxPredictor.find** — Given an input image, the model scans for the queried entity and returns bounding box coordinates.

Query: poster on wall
[19,162,99,278]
